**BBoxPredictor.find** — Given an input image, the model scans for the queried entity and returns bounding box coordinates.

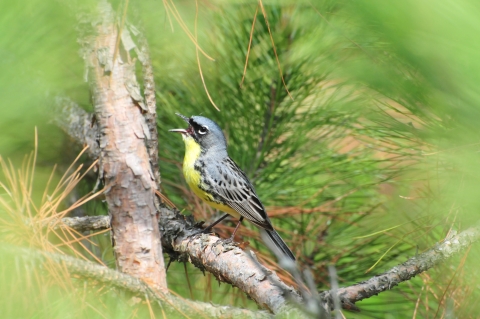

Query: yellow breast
[181,135,240,218]
[182,135,204,199]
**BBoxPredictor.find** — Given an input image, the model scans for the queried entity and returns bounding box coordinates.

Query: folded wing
[204,157,273,231]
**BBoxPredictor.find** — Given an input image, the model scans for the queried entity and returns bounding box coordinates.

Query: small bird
[169,113,296,261]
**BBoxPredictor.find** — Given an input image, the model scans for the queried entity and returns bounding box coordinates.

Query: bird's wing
[204,157,273,230]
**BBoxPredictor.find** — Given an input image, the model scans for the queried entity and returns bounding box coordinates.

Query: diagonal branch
[59,213,480,312]
[53,96,100,159]
[54,206,306,315]
[4,245,271,319]
[158,205,304,315]
[319,225,480,311]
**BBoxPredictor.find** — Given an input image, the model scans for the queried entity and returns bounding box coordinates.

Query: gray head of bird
[169,113,228,153]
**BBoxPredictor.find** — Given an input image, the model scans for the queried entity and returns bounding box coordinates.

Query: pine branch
[56,209,306,315]
[57,215,110,232]
[60,214,480,312]
[3,245,271,319]
[158,206,305,315]
[319,225,480,311]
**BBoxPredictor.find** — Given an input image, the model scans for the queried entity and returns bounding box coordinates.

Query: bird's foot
[190,230,202,237]
[190,227,212,237]
[221,236,239,246]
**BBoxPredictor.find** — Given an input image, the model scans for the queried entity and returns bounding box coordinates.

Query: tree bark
[59,213,480,313]
[158,206,304,314]
[82,0,166,292]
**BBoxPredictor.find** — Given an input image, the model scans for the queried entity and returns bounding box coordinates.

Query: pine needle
[240,5,258,88]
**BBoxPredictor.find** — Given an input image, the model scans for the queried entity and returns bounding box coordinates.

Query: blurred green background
[1,0,480,317]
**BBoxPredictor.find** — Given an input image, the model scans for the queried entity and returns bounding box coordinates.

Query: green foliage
[150,0,480,316]
[0,247,186,319]
[151,1,410,314]
[1,0,480,317]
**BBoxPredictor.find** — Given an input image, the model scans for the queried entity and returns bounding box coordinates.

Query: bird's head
[169,113,227,153]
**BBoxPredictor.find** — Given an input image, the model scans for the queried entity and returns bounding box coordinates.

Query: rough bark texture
[158,206,305,315]
[82,0,166,292]
[134,22,161,187]
[60,213,480,313]
[174,235,302,314]
[58,209,306,315]
[59,215,110,232]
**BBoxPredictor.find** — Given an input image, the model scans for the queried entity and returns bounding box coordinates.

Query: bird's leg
[229,217,244,241]
[194,213,229,235]
[220,217,244,245]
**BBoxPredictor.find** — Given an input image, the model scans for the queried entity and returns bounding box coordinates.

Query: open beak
[168,128,188,134]
[169,113,190,134]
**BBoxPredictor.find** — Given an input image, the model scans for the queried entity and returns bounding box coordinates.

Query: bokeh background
[1,0,480,317]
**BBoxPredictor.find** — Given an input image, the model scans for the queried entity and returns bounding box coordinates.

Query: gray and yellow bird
[169,113,296,261]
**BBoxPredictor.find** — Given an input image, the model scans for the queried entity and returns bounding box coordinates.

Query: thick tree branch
[56,212,306,315]
[158,206,305,315]
[78,0,166,292]
[60,214,480,312]
[4,245,271,319]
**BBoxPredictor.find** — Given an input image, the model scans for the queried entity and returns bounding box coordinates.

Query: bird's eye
[198,126,208,135]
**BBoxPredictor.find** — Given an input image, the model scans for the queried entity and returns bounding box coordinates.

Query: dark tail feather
[263,229,296,261]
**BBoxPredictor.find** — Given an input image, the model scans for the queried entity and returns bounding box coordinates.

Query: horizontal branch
[59,215,110,232]
[60,214,480,312]
[4,245,271,319]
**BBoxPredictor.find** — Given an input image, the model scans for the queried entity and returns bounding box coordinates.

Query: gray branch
[58,209,308,316]
[58,215,110,232]
[4,245,271,319]
[319,226,480,311]
[60,214,480,312]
